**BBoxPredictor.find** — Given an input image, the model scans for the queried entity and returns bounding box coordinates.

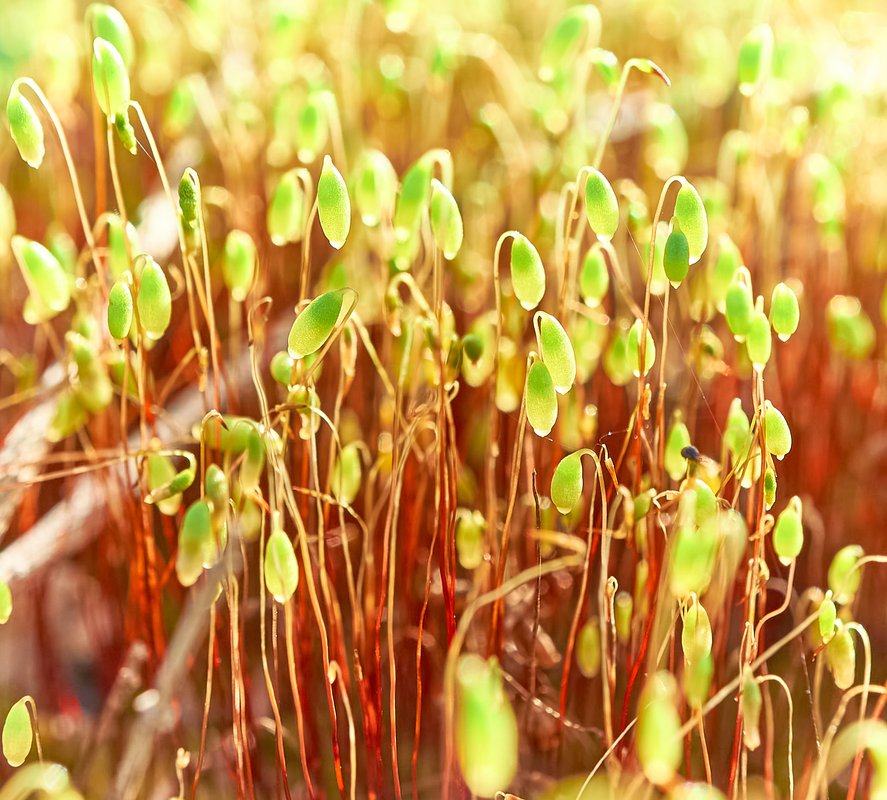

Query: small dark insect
[681,445,701,462]
[681,444,719,474]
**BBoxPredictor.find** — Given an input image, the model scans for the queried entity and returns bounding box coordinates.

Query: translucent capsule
[176,500,213,587]
[296,92,328,163]
[2,698,32,767]
[270,351,296,386]
[92,38,130,118]
[724,398,751,462]
[267,169,306,245]
[626,320,655,377]
[669,520,718,598]
[288,290,345,359]
[430,178,463,260]
[509,233,545,311]
[603,323,632,386]
[637,672,681,785]
[826,623,856,690]
[683,651,713,710]
[710,234,742,312]
[222,229,257,302]
[354,149,397,227]
[538,5,601,81]
[107,214,139,279]
[725,267,754,340]
[264,525,299,603]
[107,279,133,340]
[148,454,182,516]
[576,620,601,678]
[664,414,691,481]
[47,390,87,442]
[826,295,875,360]
[6,87,44,169]
[773,496,803,566]
[526,360,557,437]
[770,282,799,341]
[579,245,609,308]
[663,220,690,287]
[681,596,712,663]
[13,236,71,321]
[763,467,777,510]
[550,451,583,515]
[828,545,864,604]
[317,155,351,249]
[740,671,762,750]
[393,156,432,241]
[584,168,619,241]
[819,592,837,644]
[764,401,791,459]
[746,308,772,370]
[205,464,229,529]
[136,257,172,340]
[331,442,362,506]
[535,311,576,394]
[738,24,774,97]
[615,592,633,644]
[674,181,708,264]
[88,3,135,67]
[0,580,10,624]
[455,510,485,570]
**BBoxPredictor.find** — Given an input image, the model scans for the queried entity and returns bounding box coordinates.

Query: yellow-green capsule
[223,229,257,303]
[510,233,545,311]
[577,620,601,678]
[265,525,299,603]
[88,3,135,67]
[710,234,742,312]
[163,78,196,138]
[664,414,691,481]
[6,87,44,169]
[455,510,485,570]
[296,92,328,163]
[681,596,712,663]
[13,236,71,320]
[604,323,632,386]
[763,467,777,510]
[237,498,262,543]
[0,580,11,625]
[827,295,875,360]
[819,592,837,644]
[746,308,772,370]
[393,156,432,242]
[2,698,32,767]
[288,290,345,359]
[137,258,172,341]
[47,390,87,442]
[579,245,609,308]
[740,672,762,750]
[683,651,713,710]
[430,179,463,260]
[663,220,690,288]
[176,499,213,587]
[826,623,856,690]
[626,320,655,377]
[205,464,229,528]
[637,672,681,785]
[92,38,130,119]
[773,496,803,566]
[584,168,619,241]
[674,181,707,264]
[738,24,774,97]
[526,360,557,437]
[148,454,182,516]
[725,267,754,340]
[550,451,583,515]
[615,592,633,644]
[535,311,576,394]
[317,155,351,250]
[331,442,362,506]
[669,519,718,598]
[828,545,864,604]
[724,398,751,462]
[538,5,601,81]
[267,169,306,245]
[455,655,518,797]
[354,149,397,227]
[270,350,296,386]
[764,401,791,460]
[107,214,139,279]
[239,426,266,491]
[770,282,799,341]
[107,279,133,340]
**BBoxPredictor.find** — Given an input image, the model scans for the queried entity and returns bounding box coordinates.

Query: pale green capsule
[740,672,762,750]
[267,169,306,245]
[47,390,87,442]
[603,323,632,386]
[0,580,11,624]
[393,156,432,241]
[626,320,655,377]
[107,280,133,340]
[819,593,837,643]
[577,620,601,678]
[637,672,681,785]
[725,267,754,340]
[770,282,799,341]
[710,235,742,312]
[2,698,32,767]
[738,24,774,97]
[455,655,518,797]
[584,168,618,241]
[746,309,771,370]
[455,510,485,570]
[205,464,229,529]
[535,311,576,394]
[826,623,856,690]
[270,351,296,386]
[538,5,601,81]
[148,454,182,516]
[88,3,135,67]
[317,155,351,250]
[681,597,712,663]
[674,181,707,264]
[237,498,262,543]
[430,179,463,260]
[663,220,690,287]
[683,651,713,709]
[764,401,791,459]
[331,442,362,506]
[763,467,777,510]
[288,290,345,358]
[239,427,266,491]
[354,149,397,227]
[265,526,299,603]
[827,295,875,360]
[296,92,328,163]
[14,236,70,319]
[664,415,691,481]
[526,361,557,437]
[550,452,583,515]
[137,258,172,340]
[579,245,609,308]
[773,496,803,566]
[724,398,751,461]
[669,521,718,598]
[222,229,257,302]
[615,592,633,643]
[107,214,139,279]
[6,88,44,169]
[510,233,545,311]
[176,500,213,587]
[178,170,199,228]
[828,545,864,604]
[92,38,130,118]
[163,78,196,138]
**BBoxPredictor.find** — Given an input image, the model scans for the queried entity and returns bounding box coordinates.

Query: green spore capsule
[663,220,690,287]
[455,510,485,570]
[674,181,708,264]
[510,233,546,311]
[828,545,864,604]
[604,323,632,386]
[205,464,229,529]
[47,390,87,442]
[683,651,713,710]
[430,178,463,260]
[239,426,266,491]
[584,168,619,241]
[763,467,777,509]
[331,442,362,506]
[455,655,518,797]
[637,672,681,785]
[738,24,774,97]
[237,498,262,543]
[579,245,609,308]
[178,171,199,225]
[270,351,296,386]
[461,333,484,363]
[296,91,328,163]
[317,155,351,250]
[148,454,182,516]
[740,671,762,750]
[669,519,718,598]
[0,580,11,624]
[535,311,576,394]
[354,149,397,227]
[725,266,754,340]
[826,623,856,690]
[764,401,791,459]
[681,596,712,663]
[288,290,345,359]
[6,87,45,169]
[267,169,306,245]
[136,257,172,341]
[626,320,655,377]
[538,5,601,81]
[223,229,257,302]
[615,592,633,644]
[664,414,691,481]
[773,496,803,566]
[107,279,133,340]
[724,397,751,461]
[576,620,601,678]
[88,3,135,67]
[2,698,32,768]
[550,451,583,515]
[710,234,742,312]
[826,295,875,360]
[770,282,799,341]
[265,525,299,603]
[13,236,71,320]
[819,593,837,644]
[393,156,432,241]
[107,214,139,279]
[746,308,772,370]
[176,499,213,587]
[114,111,137,154]
[163,78,196,138]
[92,38,130,119]
[526,360,558,437]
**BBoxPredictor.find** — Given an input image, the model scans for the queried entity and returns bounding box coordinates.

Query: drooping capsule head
[509,233,546,311]
[12,236,71,322]
[92,37,131,119]
[223,229,257,302]
[176,499,213,587]
[637,672,681,785]
[579,244,609,308]
[331,442,362,506]
[526,360,558,437]
[6,87,45,169]
[136,257,172,341]
[354,149,397,227]
[584,168,619,241]
[626,319,656,377]
[455,510,486,570]
[538,5,601,81]
[317,155,351,249]
[773,496,803,566]
[681,596,712,664]
[287,290,345,359]
[264,525,299,603]
[764,401,791,459]
[770,282,800,341]
[746,308,772,370]
[738,24,774,96]
[88,3,135,67]
[725,267,754,340]
[664,415,691,481]
[535,311,576,394]
[826,623,856,690]
[674,180,708,264]
[828,545,864,604]
[430,178,463,260]
[550,451,583,515]
[267,169,306,246]
[2,698,32,768]
[740,671,762,750]
[107,279,133,340]
[663,219,690,288]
